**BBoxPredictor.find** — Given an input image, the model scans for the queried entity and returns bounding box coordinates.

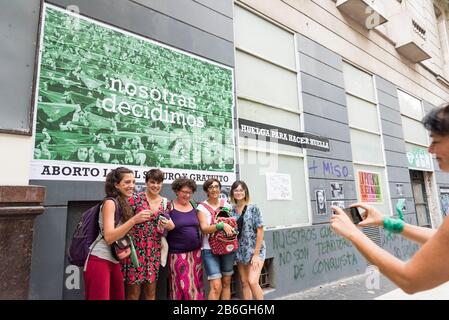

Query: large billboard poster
[31,5,236,184]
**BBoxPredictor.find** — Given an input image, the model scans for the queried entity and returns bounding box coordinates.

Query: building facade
[1,0,449,299]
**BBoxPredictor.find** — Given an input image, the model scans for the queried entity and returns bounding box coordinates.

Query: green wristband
[216,222,224,231]
[383,216,405,234]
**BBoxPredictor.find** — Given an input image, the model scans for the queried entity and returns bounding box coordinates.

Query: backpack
[68,197,121,268]
[201,200,239,255]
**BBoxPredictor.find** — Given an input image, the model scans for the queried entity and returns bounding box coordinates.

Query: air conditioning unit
[336,0,387,29]
[388,11,431,63]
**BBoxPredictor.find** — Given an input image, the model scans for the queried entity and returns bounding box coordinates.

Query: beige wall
[0,134,32,185]
[412,0,447,77]
[236,0,449,105]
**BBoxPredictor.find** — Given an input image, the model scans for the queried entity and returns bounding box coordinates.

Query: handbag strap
[162,197,168,211]
[236,205,248,236]
[200,202,218,224]
[201,199,225,225]
[85,198,122,272]
[237,205,248,222]
[170,199,196,212]
[241,205,248,218]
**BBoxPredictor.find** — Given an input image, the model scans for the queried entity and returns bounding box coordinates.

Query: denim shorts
[202,249,235,280]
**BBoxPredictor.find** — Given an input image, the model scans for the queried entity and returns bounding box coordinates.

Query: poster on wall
[358,171,383,203]
[266,173,292,201]
[396,183,404,197]
[440,188,449,217]
[330,182,344,199]
[30,5,236,184]
[315,189,327,215]
[331,201,345,209]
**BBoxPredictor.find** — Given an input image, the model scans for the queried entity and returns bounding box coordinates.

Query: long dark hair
[105,167,134,223]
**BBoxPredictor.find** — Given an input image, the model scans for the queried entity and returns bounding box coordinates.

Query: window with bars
[230,258,274,299]
[259,258,273,289]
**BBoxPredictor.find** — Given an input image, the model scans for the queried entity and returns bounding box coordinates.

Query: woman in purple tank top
[165,178,205,300]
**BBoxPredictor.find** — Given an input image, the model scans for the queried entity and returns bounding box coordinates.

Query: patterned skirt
[168,248,205,300]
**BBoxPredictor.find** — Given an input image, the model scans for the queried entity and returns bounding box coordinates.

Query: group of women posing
[83,167,266,300]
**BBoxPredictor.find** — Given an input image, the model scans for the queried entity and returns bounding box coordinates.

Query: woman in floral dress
[122,169,174,300]
[230,180,266,300]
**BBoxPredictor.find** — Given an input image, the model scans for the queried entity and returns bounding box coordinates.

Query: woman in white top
[197,178,235,300]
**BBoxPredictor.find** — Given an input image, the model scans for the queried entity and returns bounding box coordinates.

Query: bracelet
[216,222,224,231]
[383,216,405,234]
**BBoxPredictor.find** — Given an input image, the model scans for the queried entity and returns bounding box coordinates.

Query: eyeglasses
[179,190,193,196]
[208,185,220,191]
[233,189,245,194]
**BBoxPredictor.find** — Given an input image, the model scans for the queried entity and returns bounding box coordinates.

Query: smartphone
[343,207,363,225]
[159,215,168,223]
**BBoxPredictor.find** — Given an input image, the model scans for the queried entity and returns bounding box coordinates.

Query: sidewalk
[279,267,449,300]
[376,281,449,300]
[280,268,396,300]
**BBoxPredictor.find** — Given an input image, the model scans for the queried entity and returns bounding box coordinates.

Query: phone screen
[343,207,363,224]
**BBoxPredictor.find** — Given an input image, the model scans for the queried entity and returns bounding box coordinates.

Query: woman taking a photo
[230,180,266,300]
[330,103,449,295]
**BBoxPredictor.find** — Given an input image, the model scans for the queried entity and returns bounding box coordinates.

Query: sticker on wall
[440,188,449,216]
[331,201,345,209]
[396,183,404,197]
[358,171,383,203]
[266,173,292,201]
[315,189,327,215]
[330,182,344,199]
[30,4,236,184]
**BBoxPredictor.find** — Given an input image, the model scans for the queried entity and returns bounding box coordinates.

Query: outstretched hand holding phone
[330,202,387,238]
[342,207,363,224]
[349,203,384,228]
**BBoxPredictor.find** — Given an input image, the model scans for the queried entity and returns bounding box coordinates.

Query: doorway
[409,170,431,228]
